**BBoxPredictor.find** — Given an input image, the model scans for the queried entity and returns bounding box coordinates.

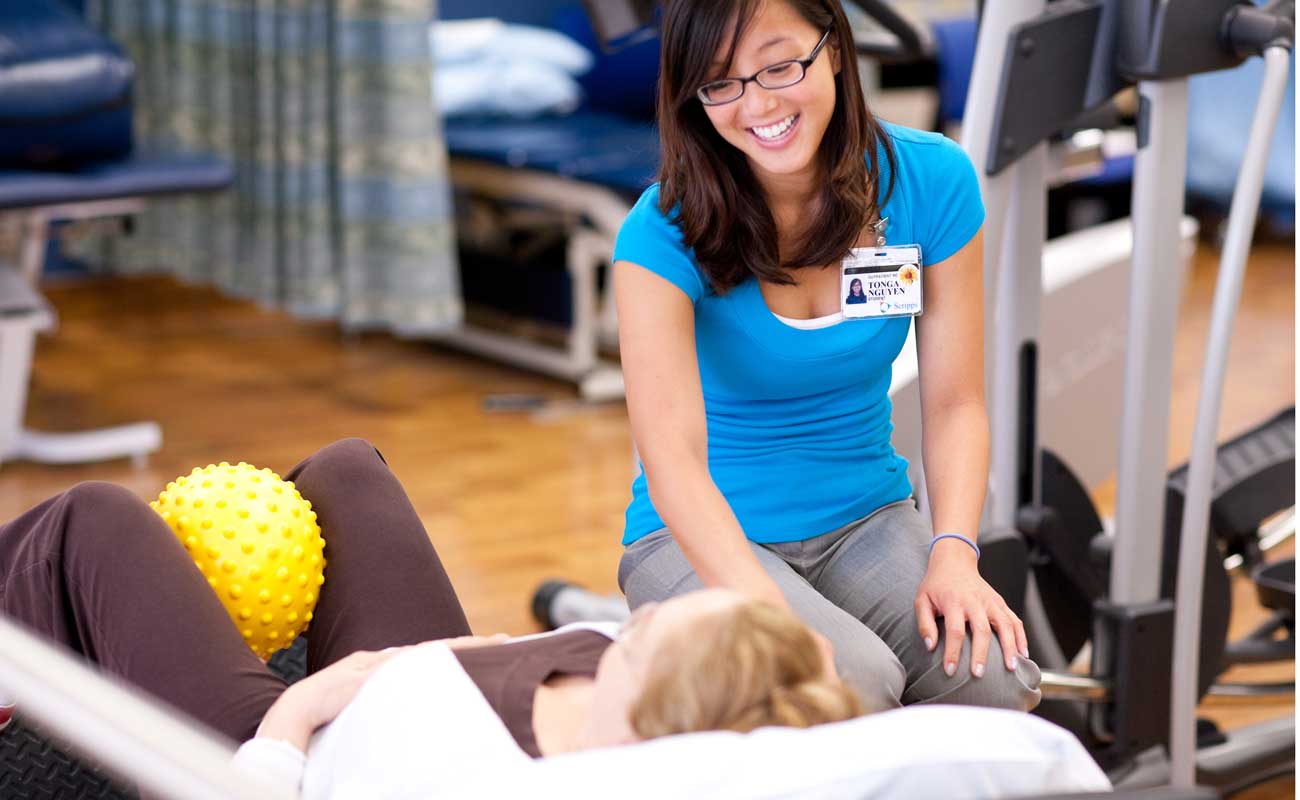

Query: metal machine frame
[966,0,1294,792]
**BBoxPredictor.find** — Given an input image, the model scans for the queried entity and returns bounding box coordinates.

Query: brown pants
[0,439,472,742]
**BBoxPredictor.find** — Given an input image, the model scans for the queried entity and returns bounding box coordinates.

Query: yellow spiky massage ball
[151,462,326,659]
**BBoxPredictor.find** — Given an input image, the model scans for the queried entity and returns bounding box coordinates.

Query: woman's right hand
[616,261,841,675]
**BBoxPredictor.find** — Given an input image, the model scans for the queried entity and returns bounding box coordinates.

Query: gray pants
[618,499,1042,713]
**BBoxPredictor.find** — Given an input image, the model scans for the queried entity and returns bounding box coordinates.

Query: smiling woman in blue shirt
[612,0,1041,713]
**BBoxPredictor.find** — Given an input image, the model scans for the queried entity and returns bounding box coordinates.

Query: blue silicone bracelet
[930,532,980,560]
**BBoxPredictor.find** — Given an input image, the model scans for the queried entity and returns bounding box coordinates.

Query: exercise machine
[963,0,1294,794]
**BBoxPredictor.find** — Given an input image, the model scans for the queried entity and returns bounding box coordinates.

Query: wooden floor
[1,236,1294,796]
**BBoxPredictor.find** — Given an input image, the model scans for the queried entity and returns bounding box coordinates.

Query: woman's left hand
[914,539,1029,679]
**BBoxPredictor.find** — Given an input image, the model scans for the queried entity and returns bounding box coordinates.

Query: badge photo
[840,244,924,320]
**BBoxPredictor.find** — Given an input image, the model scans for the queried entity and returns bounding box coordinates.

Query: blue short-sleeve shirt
[613,123,984,545]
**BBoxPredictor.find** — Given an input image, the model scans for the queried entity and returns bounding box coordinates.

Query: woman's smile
[748,113,801,148]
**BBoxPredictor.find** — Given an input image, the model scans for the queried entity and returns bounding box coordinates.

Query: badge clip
[872,217,889,247]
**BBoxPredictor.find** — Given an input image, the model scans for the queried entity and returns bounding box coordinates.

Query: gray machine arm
[1170,36,1293,792]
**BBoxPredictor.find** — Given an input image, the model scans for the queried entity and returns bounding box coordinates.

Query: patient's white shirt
[232,623,619,799]
[233,620,1110,800]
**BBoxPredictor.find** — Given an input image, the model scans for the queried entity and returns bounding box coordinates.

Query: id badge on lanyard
[840,217,924,320]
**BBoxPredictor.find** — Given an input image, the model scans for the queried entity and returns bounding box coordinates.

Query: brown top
[452,630,611,758]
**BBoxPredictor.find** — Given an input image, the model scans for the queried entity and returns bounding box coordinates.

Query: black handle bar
[850,0,934,63]
[581,0,935,62]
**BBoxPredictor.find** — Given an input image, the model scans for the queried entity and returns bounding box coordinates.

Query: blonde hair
[628,601,864,739]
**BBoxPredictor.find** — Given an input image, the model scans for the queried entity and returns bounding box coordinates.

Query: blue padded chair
[0,14,257,796]
[0,0,233,468]
[438,2,660,400]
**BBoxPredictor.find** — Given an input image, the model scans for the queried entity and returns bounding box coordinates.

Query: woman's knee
[619,555,703,609]
[904,636,1042,711]
[986,656,1042,711]
[618,529,701,607]
[944,656,1042,711]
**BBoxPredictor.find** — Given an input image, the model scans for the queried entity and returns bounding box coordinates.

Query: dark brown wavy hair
[656,0,897,293]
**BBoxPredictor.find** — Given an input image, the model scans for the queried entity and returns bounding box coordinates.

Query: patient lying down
[253,589,860,759]
[0,440,861,795]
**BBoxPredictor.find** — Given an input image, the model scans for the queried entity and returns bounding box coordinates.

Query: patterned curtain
[80,0,462,335]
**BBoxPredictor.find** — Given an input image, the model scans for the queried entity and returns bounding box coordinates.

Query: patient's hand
[257,649,407,751]
[254,634,511,751]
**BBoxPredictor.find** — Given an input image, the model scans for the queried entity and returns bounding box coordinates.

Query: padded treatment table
[0,618,1236,800]
[445,110,659,191]
[0,155,233,467]
[443,110,658,400]
[0,155,233,212]
[0,0,234,467]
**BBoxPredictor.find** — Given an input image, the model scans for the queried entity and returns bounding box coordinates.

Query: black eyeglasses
[696,28,833,106]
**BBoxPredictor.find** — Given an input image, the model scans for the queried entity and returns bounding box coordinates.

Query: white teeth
[752,114,797,140]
